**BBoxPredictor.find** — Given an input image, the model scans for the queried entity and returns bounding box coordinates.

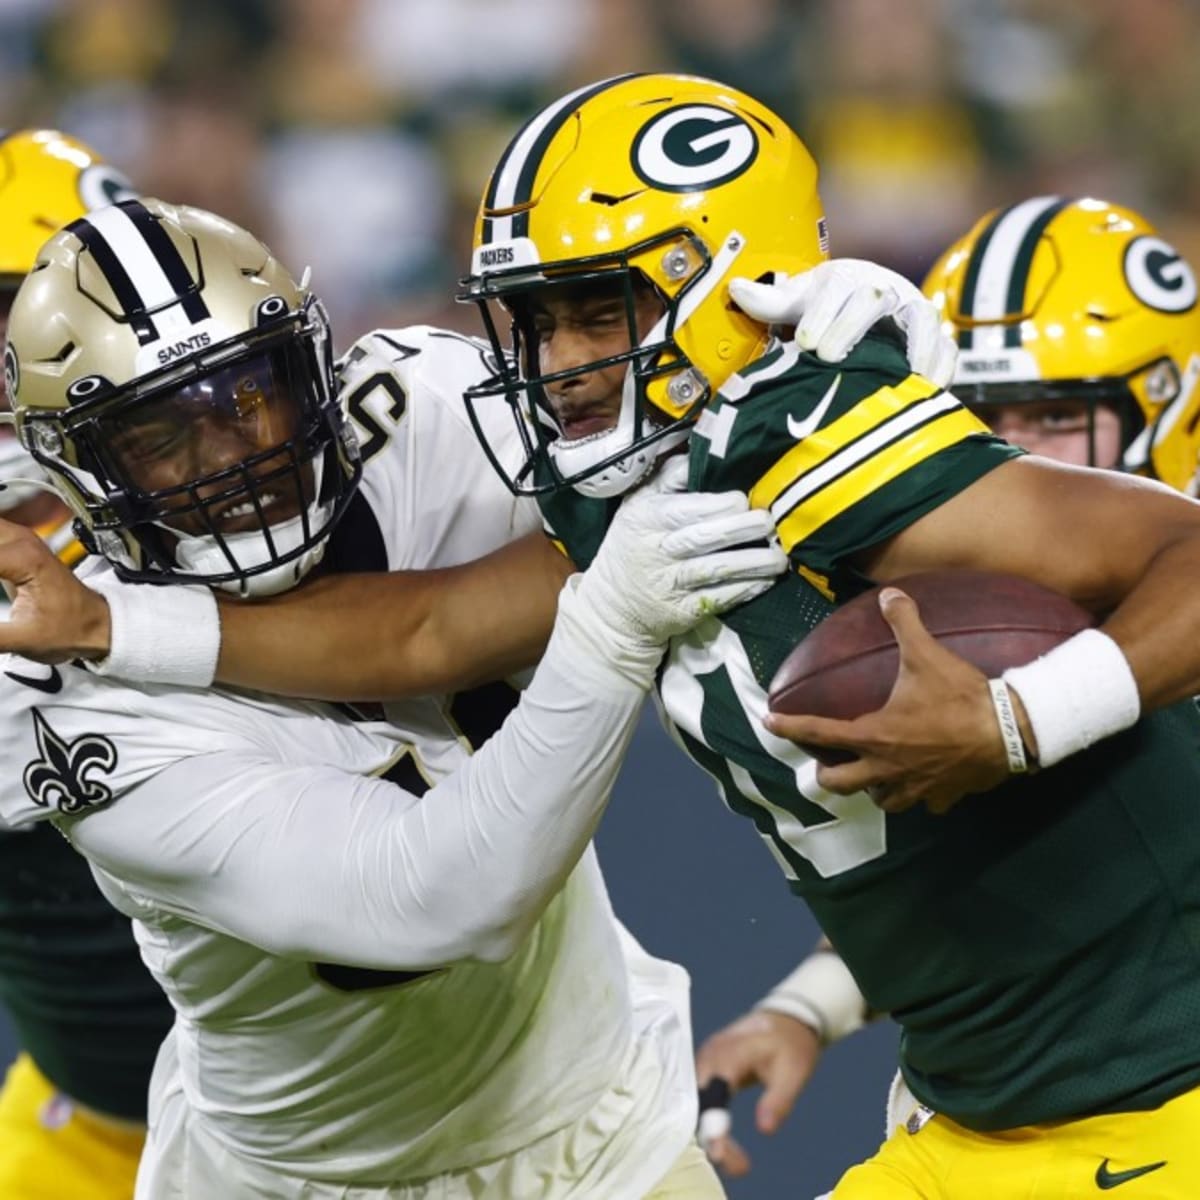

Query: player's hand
[729,260,957,387]
[0,518,111,661]
[578,457,786,649]
[764,588,1010,814]
[695,1010,822,1177]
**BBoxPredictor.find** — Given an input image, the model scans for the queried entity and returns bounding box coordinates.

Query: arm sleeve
[68,609,645,969]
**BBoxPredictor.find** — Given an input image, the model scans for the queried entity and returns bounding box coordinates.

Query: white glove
[559,458,786,688]
[729,259,958,388]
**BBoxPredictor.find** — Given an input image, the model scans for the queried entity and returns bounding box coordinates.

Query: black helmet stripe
[955,196,1067,350]
[118,199,210,324]
[481,73,640,244]
[66,199,210,346]
[66,212,160,345]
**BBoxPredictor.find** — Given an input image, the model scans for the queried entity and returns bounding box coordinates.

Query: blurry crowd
[4,0,1199,344]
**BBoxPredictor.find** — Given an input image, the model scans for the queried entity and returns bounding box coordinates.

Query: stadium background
[1,0,1196,1195]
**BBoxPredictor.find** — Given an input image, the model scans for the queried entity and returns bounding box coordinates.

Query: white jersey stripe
[84,205,182,313]
[769,392,961,519]
[968,196,1064,324]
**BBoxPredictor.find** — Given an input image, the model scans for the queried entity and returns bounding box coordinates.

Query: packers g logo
[78,164,137,212]
[631,105,758,193]
[1124,236,1198,314]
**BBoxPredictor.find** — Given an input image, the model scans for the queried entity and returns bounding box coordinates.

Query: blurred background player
[695,193,1200,1180]
[0,128,170,1200]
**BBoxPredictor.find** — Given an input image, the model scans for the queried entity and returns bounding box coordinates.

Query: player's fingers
[655,455,689,493]
[811,290,891,362]
[708,1132,753,1178]
[898,302,955,388]
[763,710,857,749]
[756,1060,809,1134]
[794,283,857,354]
[728,275,810,325]
[872,782,924,814]
[675,545,788,590]
[930,339,960,392]
[878,588,939,669]
[0,520,49,585]
[815,757,883,796]
[660,507,776,557]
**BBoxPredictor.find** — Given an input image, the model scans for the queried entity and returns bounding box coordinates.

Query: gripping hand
[730,259,957,387]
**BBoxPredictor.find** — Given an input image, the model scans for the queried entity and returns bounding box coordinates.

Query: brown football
[767,569,1094,762]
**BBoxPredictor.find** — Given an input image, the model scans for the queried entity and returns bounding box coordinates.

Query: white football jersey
[0,327,695,1197]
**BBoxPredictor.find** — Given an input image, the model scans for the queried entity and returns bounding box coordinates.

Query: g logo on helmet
[631,104,758,193]
[78,164,137,212]
[1124,236,1198,314]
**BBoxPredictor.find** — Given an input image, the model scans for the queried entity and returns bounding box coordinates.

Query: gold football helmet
[923,196,1200,493]
[459,72,829,497]
[5,198,361,595]
[0,128,135,510]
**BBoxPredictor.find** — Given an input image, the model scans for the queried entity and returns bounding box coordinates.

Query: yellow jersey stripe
[750,374,942,512]
[776,407,986,553]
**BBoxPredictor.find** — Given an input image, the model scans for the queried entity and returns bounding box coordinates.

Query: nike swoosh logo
[1095,1158,1167,1189]
[786,372,842,441]
[5,664,64,694]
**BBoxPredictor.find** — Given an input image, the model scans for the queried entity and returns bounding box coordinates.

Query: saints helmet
[923,196,1200,493]
[459,72,829,497]
[0,128,136,511]
[5,198,361,596]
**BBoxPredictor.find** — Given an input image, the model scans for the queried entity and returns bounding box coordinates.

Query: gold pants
[0,1053,144,1200]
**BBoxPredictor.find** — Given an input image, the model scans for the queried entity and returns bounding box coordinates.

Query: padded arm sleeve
[68,611,646,969]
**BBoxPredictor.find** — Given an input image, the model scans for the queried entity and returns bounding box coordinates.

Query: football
[767,570,1094,760]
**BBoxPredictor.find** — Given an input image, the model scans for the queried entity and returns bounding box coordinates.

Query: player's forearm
[1096,529,1200,709]
[89,596,649,968]
[213,534,570,701]
[375,611,646,962]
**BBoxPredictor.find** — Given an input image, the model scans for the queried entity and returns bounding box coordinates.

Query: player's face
[977,400,1123,470]
[526,278,665,440]
[100,355,312,536]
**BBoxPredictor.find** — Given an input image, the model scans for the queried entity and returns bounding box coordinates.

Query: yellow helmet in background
[0,129,135,512]
[0,128,135,287]
[459,72,829,497]
[923,196,1200,493]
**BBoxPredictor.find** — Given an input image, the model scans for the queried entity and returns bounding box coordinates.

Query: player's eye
[1037,406,1088,431]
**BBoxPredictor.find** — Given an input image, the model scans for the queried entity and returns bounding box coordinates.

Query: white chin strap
[548,368,665,500]
[172,500,333,597]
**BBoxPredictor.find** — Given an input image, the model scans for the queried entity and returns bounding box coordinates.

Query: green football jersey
[0,823,172,1120]
[0,519,170,1122]
[539,330,1200,1130]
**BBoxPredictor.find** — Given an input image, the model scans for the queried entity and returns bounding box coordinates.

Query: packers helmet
[0,128,135,511]
[923,196,1200,493]
[459,72,829,497]
[5,198,361,596]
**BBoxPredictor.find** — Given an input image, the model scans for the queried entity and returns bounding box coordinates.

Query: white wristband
[84,574,221,688]
[987,679,1028,774]
[1002,629,1141,768]
[757,947,869,1046]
